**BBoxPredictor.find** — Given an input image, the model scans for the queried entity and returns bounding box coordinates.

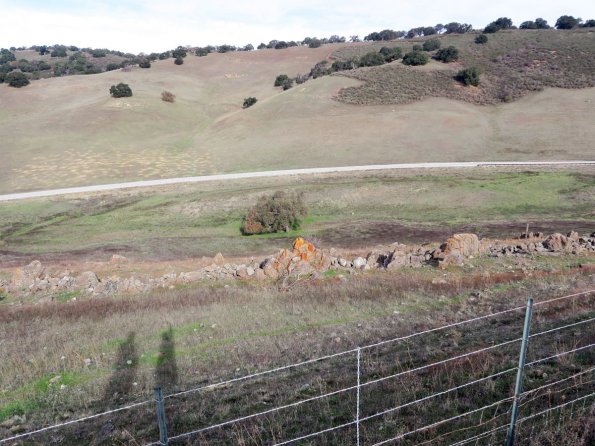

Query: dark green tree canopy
[379,46,403,62]
[274,74,290,87]
[243,97,257,108]
[555,15,581,29]
[109,82,133,98]
[475,34,488,44]
[359,51,386,67]
[422,39,441,51]
[435,46,459,62]
[241,191,307,235]
[6,71,29,88]
[402,50,429,66]
[456,67,480,86]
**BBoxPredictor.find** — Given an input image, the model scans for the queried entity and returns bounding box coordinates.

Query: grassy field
[0,168,593,263]
[0,257,593,444]
[1,31,594,193]
[334,28,595,105]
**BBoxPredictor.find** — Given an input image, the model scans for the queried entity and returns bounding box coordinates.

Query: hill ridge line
[1,161,594,202]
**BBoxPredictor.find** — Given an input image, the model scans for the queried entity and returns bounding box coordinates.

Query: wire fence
[1,289,593,445]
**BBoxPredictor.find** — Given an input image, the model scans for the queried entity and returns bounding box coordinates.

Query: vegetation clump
[402,51,429,66]
[241,191,307,235]
[242,97,257,108]
[359,52,386,67]
[109,82,133,98]
[379,46,403,62]
[434,46,459,62]
[161,91,175,103]
[274,74,289,87]
[422,39,441,51]
[475,34,488,44]
[6,71,29,88]
[457,67,481,86]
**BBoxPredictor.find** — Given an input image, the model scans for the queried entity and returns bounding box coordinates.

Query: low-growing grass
[0,169,592,260]
[0,259,593,444]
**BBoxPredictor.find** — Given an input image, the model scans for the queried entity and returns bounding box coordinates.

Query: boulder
[543,233,570,252]
[433,233,480,268]
[75,272,100,291]
[353,257,367,269]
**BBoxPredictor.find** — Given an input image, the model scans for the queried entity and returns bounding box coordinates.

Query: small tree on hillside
[379,46,402,62]
[241,191,307,235]
[139,60,151,68]
[174,57,184,65]
[359,52,386,66]
[6,71,29,88]
[172,46,187,59]
[435,46,459,62]
[422,39,441,51]
[274,74,289,87]
[402,51,429,66]
[456,67,480,86]
[243,97,257,108]
[475,34,488,44]
[109,82,132,97]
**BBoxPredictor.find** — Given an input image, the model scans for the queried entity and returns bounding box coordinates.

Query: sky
[1,0,594,53]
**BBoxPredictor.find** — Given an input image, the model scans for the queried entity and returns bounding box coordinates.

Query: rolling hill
[0,29,594,194]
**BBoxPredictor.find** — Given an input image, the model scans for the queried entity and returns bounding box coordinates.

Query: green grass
[0,170,592,259]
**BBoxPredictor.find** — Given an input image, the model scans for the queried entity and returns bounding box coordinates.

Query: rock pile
[2,232,593,299]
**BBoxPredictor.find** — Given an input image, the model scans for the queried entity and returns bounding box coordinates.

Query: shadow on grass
[102,332,139,407]
[155,327,178,392]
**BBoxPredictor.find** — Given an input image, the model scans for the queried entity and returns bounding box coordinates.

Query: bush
[412,44,423,51]
[308,39,322,48]
[195,47,210,56]
[241,191,307,235]
[106,63,120,71]
[281,78,293,90]
[422,39,441,51]
[435,46,459,62]
[456,67,480,86]
[174,57,183,65]
[475,34,488,44]
[161,91,175,103]
[172,46,187,58]
[379,46,402,62]
[359,52,386,67]
[50,46,67,57]
[0,48,16,64]
[139,60,151,68]
[6,71,29,88]
[109,82,132,98]
[274,74,289,87]
[402,51,429,66]
[243,97,257,108]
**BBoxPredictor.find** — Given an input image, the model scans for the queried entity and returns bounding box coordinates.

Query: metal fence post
[356,347,361,446]
[154,386,169,446]
[506,298,533,446]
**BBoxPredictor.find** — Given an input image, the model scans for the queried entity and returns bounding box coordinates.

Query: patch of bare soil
[316,220,594,249]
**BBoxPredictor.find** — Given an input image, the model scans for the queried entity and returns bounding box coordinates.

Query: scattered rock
[353,257,367,269]
[110,254,128,263]
[213,252,225,266]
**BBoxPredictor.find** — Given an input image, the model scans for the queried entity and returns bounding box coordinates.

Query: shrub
[0,48,16,64]
[50,46,67,57]
[241,191,307,235]
[475,34,488,44]
[402,51,429,66]
[158,51,170,60]
[359,52,386,67]
[379,46,402,62]
[172,46,187,58]
[174,57,184,65]
[435,46,459,62]
[422,39,441,51]
[309,61,331,78]
[308,39,322,48]
[106,63,120,71]
[274,74,289,87]
[243,97,257,108]
[281,78,293,90]
[161,91,175,103]
[6,71,29,88]
[109,82,132,97]
[412,44,423,51]
[139,60,151,68]
[456,67,480,86]
[195,47,209,56]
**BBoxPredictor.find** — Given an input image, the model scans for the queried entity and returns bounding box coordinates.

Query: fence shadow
[102,331,139,406]
[155,327,178,392]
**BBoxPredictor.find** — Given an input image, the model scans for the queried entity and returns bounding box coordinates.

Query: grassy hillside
[334,28,595,105]
[1,30,594,194]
